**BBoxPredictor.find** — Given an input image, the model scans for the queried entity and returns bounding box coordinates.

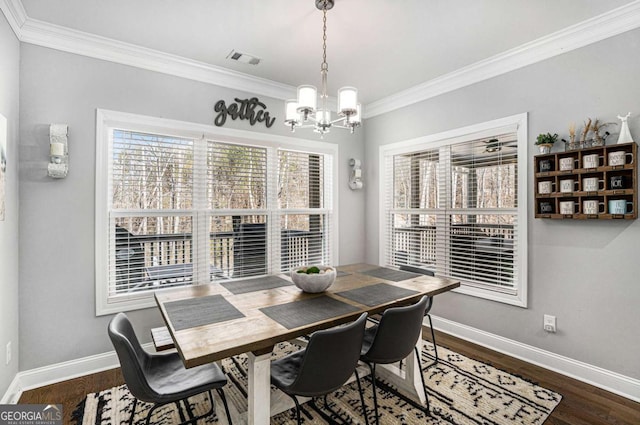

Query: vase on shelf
[538,144,552,154]
[617,113,635,144]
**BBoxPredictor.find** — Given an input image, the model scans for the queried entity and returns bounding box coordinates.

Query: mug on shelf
[608,199,634,214]
[559,201,579,215]
[608,151,634,167]
[609,175,627,190]
[559,157,578,171]
[559,179,578,193]
[582,177,604,192]
[538,159,554,173]
[539,201,554,214]
[538,181,555,194]
[582,200,605,214]
[582,153,603,169]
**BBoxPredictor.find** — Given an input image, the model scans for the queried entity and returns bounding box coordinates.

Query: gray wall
[0,14,20,397]
[364,29,640,379]
[18,44,365,369]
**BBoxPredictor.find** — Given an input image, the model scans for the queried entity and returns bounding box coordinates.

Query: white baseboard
[4,321,640,405]
[0,342,155,404]
[431,316,640,403]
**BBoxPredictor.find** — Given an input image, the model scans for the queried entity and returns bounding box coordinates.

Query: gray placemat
[260,296,360,330]
[335,282,420,307]
[336,270,351,277]
[220,275,293,295]
[359,267,421,282]
[165,294,245,331]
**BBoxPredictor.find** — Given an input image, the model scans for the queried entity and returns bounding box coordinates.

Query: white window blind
[97,110,337,314]
[110,130,198,295]
[278,150,333,271]
[382,117,527,306]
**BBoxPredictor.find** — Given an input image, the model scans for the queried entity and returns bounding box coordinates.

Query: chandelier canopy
[284,0,361,137]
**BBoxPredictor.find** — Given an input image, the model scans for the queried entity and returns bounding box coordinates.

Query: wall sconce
[48,124,68,178]
[349,158,363,190]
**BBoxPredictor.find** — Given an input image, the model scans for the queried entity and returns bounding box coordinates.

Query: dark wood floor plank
[18,329,639,425]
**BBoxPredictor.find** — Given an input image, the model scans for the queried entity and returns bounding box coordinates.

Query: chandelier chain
[322,4,327,68]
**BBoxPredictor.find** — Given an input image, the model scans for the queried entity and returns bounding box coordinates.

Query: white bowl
[290,266,336,293]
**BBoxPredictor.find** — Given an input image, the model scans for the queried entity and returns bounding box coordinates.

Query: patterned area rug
[73,340,561,424]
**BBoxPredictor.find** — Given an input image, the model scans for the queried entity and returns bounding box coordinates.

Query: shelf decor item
[617,113,635,144]
[536,133,558,154]
[591,119,615,147]
[290,265,336,293]
[566,122,578,150]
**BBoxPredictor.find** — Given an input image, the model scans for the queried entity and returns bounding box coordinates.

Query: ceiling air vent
[227,50,261,65]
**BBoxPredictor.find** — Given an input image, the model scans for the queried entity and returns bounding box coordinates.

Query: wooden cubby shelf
[534,142,637,219]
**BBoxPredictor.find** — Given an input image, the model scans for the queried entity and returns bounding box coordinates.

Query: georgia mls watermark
[0,405,62,425]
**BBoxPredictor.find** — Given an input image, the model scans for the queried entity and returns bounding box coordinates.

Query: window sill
[452,284,527,307]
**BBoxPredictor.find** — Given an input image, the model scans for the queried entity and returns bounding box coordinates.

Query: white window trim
[95,109,339,316]
[379,113,528,307]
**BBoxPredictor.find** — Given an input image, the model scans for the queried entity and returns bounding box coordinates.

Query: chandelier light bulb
[350,103,362,124]
[317,109,332,124]
[296,85,317,115]
[338,87,358,115]
[284,100,300,123]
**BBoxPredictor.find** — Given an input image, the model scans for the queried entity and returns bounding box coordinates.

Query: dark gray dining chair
[270,313,369,425]
[399,265,439,366]
[108,313,233,425]
[359,296,430,424]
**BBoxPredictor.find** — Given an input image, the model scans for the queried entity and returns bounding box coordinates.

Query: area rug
[73,340,561,424]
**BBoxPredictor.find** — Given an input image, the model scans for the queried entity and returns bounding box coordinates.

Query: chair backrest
[107,312,157,402]
[288,313,367,397]
[399,265,435,313]
[361,296,428,364]
[233,222,267,277]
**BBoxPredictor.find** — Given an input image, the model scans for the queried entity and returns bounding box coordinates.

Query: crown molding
[2,0,640,120]
[364,0,640,118]
[1,0,296,101]
[0,0,26,37]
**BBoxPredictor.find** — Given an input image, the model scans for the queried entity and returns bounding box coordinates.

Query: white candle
[50,142,65,156]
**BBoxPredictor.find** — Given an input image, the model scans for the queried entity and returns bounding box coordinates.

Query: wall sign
[214,97,276,128]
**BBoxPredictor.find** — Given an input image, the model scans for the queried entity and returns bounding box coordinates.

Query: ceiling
[19,0,633,105]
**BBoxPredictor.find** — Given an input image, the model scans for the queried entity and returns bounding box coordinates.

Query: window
[380,114,528,306]
[96,110,337,315]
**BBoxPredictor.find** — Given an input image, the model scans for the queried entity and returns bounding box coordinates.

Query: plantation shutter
[383,133,518,293]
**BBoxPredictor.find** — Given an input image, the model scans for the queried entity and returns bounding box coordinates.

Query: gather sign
[214,97,276,128]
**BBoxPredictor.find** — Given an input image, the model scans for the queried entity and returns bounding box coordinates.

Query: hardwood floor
[19,329,639,425]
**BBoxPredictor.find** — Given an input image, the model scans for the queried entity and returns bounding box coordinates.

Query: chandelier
[284,0,361,137]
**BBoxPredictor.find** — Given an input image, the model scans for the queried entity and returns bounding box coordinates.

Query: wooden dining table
[155,263,460,425]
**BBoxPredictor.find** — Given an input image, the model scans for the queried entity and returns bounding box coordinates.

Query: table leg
[376,337,426,405]
[247,349,273,425]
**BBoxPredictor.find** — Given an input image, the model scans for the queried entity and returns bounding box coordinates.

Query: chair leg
[354,369,370,425]
[289,394,303,425]
[145,403,164,425]
[215,388,233,425]
[313,394,355,425]
[367,363,380,425]
[128,397,138,425]
[414,347,430,415]
[426,313,439,366]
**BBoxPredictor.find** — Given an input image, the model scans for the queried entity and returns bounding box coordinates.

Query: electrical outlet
[5,341,11,365]
[543,315,557,333]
